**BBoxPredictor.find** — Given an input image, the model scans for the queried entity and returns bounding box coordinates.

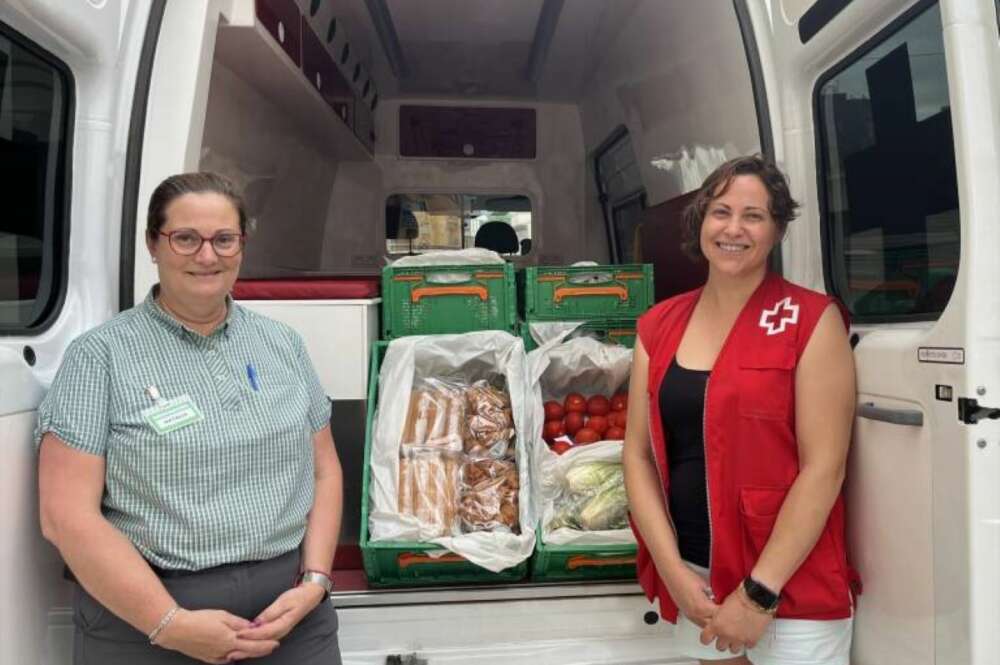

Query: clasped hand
[157,584,326,663]
[698,588,773,654]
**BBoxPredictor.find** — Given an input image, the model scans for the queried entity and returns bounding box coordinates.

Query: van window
[385,193,532,256]
[0,25,71,332]
[595,128,645,263]
[816,2,958,321]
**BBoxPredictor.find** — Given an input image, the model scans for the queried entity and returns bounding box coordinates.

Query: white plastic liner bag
[527,336,636,546]
[390,248,505,267]
[368,331,536,572]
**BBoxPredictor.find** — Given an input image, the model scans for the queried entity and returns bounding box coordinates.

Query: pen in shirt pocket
[246,364,260,391]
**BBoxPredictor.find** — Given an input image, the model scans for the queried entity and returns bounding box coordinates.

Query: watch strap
[742,576,780,613]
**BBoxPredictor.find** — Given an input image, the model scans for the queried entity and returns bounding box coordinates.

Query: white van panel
[237,298,379,400]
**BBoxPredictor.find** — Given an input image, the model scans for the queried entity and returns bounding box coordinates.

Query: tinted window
[0,25,71,331]
[385,193,532,256]
[816,3,957,320]
[595,129,645,263]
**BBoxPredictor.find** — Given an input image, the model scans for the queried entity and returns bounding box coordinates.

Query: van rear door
[740,1,1000,663]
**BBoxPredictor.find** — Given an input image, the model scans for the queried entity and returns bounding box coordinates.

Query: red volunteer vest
[632,272,858,622]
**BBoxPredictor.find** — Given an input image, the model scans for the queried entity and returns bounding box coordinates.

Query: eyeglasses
[158,229,245,257]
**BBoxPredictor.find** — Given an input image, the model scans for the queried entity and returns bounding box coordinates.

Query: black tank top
[659,357,711,568]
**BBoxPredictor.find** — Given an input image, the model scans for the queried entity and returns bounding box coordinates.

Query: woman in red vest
[623,155,857,665]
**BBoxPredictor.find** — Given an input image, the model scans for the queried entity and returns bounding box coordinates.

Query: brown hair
[680,155,799,260]
[146,172,248,240]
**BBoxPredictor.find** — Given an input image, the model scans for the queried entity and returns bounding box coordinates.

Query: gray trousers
[72,549,341,665]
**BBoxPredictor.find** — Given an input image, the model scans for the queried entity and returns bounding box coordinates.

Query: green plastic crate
[531,525,637,582]
[381,263,517,339]
[359,341,529,587]
[519,264,653,321]
[520,318,638,352]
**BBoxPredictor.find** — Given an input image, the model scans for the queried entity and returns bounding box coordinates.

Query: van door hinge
[958,397,1000,424]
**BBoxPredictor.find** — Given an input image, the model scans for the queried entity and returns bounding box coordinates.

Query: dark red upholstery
[640,191,708,302]
[232,277,380,300]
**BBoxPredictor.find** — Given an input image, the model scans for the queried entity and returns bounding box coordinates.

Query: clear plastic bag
[464,379,516,458]
[546,460,629,532]
[400,378,467,453]
[397,448,462,538]
[459,458,520,534]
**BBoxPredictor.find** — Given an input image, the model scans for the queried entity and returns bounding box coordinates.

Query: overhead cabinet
[213,0,373,160]
[399,105,537,159]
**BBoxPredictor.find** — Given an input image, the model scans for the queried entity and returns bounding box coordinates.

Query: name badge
[142,395,205,435]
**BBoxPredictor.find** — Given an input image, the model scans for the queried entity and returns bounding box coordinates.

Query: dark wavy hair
[681,155,799,260]
[146,172,248,240]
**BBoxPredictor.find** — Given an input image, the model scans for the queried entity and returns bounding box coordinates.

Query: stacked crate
[360,263,526,587]
[518,263,654,581]
[517,264,653,350]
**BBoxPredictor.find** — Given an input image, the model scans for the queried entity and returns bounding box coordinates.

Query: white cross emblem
[759,297,799,336]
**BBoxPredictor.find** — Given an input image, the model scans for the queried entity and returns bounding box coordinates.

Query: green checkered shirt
[35,289,331,571]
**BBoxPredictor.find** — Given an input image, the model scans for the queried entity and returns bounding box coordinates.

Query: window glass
[595,129,645,263]
[0,26,70,331]
[817,3,958,319]
[385,193,532,256]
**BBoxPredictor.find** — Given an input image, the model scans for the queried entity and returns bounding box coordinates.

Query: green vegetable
[564,462,622,494]
[577,484,628,530]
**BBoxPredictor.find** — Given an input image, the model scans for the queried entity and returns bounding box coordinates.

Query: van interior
[185,0,757,590]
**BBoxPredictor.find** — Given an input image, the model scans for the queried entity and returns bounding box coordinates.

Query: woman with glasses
[35,172,344,664]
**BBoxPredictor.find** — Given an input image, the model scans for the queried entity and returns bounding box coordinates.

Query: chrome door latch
[958,398,1000,424]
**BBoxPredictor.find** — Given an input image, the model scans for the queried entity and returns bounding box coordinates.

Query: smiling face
[699,174,780,279]
[146,192,243,309]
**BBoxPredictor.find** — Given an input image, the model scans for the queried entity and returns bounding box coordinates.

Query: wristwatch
[298,570,334,594]
[742,576,780,613]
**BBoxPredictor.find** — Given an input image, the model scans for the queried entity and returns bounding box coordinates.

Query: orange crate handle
[410,285,489,303]
[397,552,467,569]
[607,329,635,339]
[553,285,628,304]
[566,554,636,571]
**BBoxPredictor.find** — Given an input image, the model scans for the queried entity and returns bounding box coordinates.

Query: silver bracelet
[148,605,179,644]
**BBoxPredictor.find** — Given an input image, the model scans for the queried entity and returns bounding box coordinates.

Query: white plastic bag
[527,337,635,546]
[390,248,505,267]
[369,331,536,572]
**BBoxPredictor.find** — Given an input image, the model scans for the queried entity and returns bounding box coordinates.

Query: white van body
[1,0,997,663]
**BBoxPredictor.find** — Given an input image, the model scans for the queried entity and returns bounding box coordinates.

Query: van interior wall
[320,99,590,271]
[576,0,761,264]
[199,63,339,277]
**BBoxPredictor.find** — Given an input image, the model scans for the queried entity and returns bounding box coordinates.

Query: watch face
[744,577,780,610]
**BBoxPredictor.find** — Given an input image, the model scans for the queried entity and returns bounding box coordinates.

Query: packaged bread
[400,380,466,453]
[459,458,519,534]
[464,380,515,458]
[398,449,461,537]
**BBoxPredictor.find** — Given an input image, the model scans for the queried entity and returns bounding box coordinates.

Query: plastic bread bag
[459,458,519,534]
[397,448,462,538]
[526,336,632,528]
[369,331,536,572]
[400,378,467,454]
[464,379,516,458]
[537,440,636,547]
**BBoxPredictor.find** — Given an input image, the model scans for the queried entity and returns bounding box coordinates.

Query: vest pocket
[737,345,796,420]
[738,486,848,617]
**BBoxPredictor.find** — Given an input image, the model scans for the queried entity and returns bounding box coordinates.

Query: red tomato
[544,400,565,421]
[610,393,628,412]
[609,411,627,428]
[543,420,565,441]
[563,411,586,435]
[587,415,609,436]
[564,393,587,413]
[573,427,600,445]
[550,441,572,455]
[587,394,611,416]
[605,426,625,440]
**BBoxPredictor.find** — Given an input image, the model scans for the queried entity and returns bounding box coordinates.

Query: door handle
[857,402,923,427]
